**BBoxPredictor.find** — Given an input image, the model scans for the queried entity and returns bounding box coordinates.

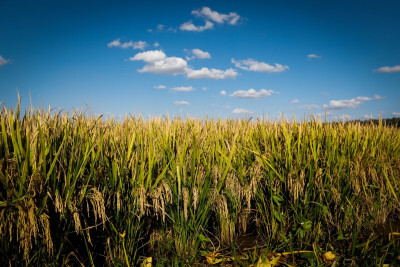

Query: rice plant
[0,99,399,265]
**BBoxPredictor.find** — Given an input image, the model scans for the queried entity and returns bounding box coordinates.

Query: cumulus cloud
[192,7,240,25]
[232,108,254,115]
[0,55,10,66]
[187,67,238,79]
[154,85,166,89]
[307,54,321,59]
[291,99,299,103]
[230,88,276,99]
[184,48,211,60]
[180,21,214,32]
[323,95,384,110]
[130,50,187,75]
[130,50,166,62]
[191,49,211,59]
[108,39,148,50]
[374,65,400,73]
[174,100,190,105]
[392,112,400,117]
[171,86,195,92]
[299,104,320,109]
[231,59,288,73]
[220,90,227,96]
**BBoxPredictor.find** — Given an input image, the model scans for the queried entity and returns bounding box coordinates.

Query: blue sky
[1,0,399,120]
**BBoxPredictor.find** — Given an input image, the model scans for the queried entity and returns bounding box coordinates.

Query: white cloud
[130,50,187,75]
[192,7,240,25]
[130,50,166,62]
[307,54,321,59]
[133,41,148,50]
[154,85,166,89]
[230,88,276,99]
[108,39,148,50]
[334,114,351,121]
[174,100,190,105]
[155,24,176,32]
[220,90,227,96]
[393,112,400,117]
[180,20,214,32]
[231,59,288,73]
[374,65,400,73]
[323,95,384,110]
[184,48,211,60]
[108,39,122,48]
[232,108,254,115]
[171,86,195,92]
[139,57,187,75]
[187,67,238,79]
[0,55,10,66]
[291,99,299,103]
[191,49,211,59]
[299,104,320,109]
[153,42,160,47]
[361,114,373,120]
[202,87,207,91]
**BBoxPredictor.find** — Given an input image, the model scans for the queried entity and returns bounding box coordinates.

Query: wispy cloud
[299,104,320,109]
[153,42,160,47]
[187,67,238,79]
[108,39,148,50]
[230,88,276,99]
[220,90,227,96]
[291,99,299,103]
[154,85,166,89]
[192,7,240,25]
[323,95,384,110]
[333,114,351,121]
[0,55,10,66]
[174,100,190,105]
[307,54,321,59]
[180,21,214,32]
[374,65,400,73]
[155,24,176,32]
[232,108,254,115]
[393,112,400,117]
[171,86,195,92]
[231,59,288,73]
[361,114,374,120]
[130,50,187,75]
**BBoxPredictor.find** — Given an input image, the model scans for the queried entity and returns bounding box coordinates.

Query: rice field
[1,101,400,266]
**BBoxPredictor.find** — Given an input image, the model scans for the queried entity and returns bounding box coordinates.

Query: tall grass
[0,100,399,265]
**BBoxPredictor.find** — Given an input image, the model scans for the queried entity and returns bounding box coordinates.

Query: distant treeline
[348,117,400,127]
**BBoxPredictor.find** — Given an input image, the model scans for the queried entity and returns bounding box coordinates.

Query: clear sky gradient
[1,0,399,120]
